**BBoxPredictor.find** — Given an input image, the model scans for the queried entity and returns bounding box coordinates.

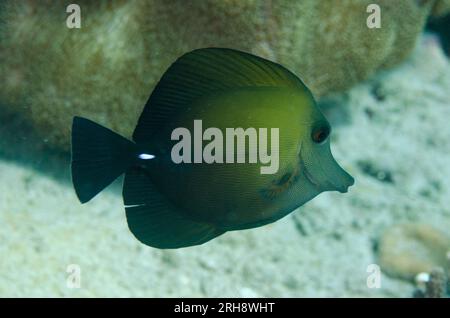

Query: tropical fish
[71,48,354,249]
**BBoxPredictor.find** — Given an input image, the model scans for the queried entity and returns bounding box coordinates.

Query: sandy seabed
[0,35,449,297]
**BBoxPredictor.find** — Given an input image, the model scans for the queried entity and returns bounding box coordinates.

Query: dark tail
[71,116,137,203]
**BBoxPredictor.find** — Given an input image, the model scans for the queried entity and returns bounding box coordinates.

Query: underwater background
[0,0,449,297]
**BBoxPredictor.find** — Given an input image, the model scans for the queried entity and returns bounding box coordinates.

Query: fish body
[150,87,323,229]
[71,48,354,249]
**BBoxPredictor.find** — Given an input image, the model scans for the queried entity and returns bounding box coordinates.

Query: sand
[0,35,449,297]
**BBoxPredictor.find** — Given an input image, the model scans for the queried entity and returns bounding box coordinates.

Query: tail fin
[71,116,137,203]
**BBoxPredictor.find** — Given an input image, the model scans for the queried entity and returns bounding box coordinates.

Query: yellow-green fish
[71,48,354,249]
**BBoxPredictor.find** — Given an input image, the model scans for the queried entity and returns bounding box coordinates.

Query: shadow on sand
[0,105,122,195]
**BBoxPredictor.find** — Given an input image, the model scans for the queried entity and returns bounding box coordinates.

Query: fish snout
[300,142,354,194]
[323,155,354,193]
[330,170,354,193]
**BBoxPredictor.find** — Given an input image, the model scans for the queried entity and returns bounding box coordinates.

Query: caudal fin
[71,116,137,203]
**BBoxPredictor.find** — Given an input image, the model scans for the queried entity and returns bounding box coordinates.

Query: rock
[378,223,450,281]
[0,0,449,150]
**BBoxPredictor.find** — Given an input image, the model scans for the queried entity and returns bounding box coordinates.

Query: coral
[377,223,450,281]
[425,268,448,298]
[431,0,450,16]
[0,0,448,150]
[413,267,449,298]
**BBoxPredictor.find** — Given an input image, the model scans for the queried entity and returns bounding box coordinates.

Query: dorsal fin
[132,48,307,143]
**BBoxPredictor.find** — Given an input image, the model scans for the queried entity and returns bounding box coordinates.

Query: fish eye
[311,124,330,144]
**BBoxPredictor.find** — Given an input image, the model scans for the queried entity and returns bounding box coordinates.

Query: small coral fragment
[377,223,450,281]
[413,267,449,298]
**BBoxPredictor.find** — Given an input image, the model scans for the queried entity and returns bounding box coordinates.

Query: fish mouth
[328,174,353,193]
[299,145,354,194]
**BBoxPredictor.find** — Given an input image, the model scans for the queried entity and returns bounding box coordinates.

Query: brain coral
[0,0,449,150]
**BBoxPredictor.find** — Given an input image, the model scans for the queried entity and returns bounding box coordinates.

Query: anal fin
[123,168,225,249]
